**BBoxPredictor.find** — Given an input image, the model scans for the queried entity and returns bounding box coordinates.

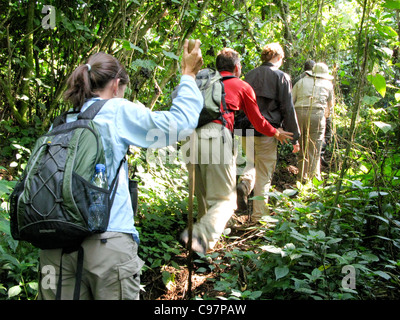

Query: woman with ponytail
[38,40,203,300]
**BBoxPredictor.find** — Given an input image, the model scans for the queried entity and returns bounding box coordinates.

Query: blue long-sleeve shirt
[69,75,202,243]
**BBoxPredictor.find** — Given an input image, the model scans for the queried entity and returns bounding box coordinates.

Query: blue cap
[95,164,106,172]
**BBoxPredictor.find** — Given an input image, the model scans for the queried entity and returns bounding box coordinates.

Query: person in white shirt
[292,62,335,181]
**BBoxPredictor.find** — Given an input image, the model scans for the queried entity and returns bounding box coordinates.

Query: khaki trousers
[183,122,237,251]
[239,135,278,220]
[295,107,326,181]
[38,232,144,300]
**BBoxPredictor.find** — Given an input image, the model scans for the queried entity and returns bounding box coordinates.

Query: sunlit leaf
[260,245,282,254]
[369,191,389,198]
[383,0,400,9]
[367,74,386,97]
[8,285,21,298]
[375,24,398,39]
[373,121,392,133]
[162,50,179,60]
[395,90,400,102]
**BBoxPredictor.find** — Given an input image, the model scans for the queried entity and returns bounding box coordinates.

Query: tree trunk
[16,0,35,127]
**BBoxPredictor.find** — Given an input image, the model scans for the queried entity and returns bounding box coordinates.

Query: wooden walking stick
[187,133,195,299]
[186,39,197,299]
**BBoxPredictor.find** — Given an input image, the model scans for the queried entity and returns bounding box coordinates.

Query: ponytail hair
[64,52,129,111]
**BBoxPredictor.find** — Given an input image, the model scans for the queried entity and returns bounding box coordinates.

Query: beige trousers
[239,135,278,221]
[295,107,326,181]
[183,122,237,251]
[38,232,144,300]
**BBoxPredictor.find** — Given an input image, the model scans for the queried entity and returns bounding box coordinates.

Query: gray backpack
[9,100,123,252]
[172,68,235,128]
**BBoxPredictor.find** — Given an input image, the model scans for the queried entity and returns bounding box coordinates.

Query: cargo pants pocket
[117,255,145,300]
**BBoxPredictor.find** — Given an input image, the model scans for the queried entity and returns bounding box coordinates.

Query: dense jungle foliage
[0,0,399,300]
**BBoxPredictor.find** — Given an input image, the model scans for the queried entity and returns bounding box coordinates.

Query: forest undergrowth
[0,102,399,301]
[134,99,400,301]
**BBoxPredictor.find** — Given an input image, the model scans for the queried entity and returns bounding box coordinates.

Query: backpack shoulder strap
[78,99,109,120]
[219,75,237,115]
[218,75,238,133]
[221,75,236,81]
[52,111,79,128]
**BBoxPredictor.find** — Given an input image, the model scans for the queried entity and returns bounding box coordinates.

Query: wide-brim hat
[306,62,334,80]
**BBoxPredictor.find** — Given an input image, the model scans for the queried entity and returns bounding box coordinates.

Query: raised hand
[181,39,203,79]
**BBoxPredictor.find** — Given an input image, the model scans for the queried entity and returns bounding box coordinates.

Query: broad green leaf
[260,215,279,224]
[309,230,326,239]
[312,268,323,278]
[326,253,348,264]
[374,271,391,280]
[250,195,265,201]
[260,245,282,254]
[362,95,381,106]
[376,24,398,39]
[162,50,179,60]
[274,266,289,280]
[368,74,386,97]
[131,59,157,72]
[8,285,22,298]
[395,90,400,102]
[383,0,400,9]
[327,237,342,245]
[0,217,11,235]
[349,180,366,189]
[369,214,390,224]
[0,180,13,196]
[283,189,297,197]
[121,41,143,53]
[369,191,389,198]
[28,282,38,291]
[283,243,296,250]
[162,271,175,290]
[249,291,263,299]
[373,121,392,133]
[361,253,379,262]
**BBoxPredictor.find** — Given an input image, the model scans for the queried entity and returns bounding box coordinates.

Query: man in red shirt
[181,48,293,253]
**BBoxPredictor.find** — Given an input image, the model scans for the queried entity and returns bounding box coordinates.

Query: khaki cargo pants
[295,107,326,181]
[239,135,278,221]
[183,122,237,251]
[38,232,144,300]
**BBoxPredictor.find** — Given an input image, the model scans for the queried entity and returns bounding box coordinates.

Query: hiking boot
[226,214,238,228]
[180,229,207,254]
[236,182,249,212]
